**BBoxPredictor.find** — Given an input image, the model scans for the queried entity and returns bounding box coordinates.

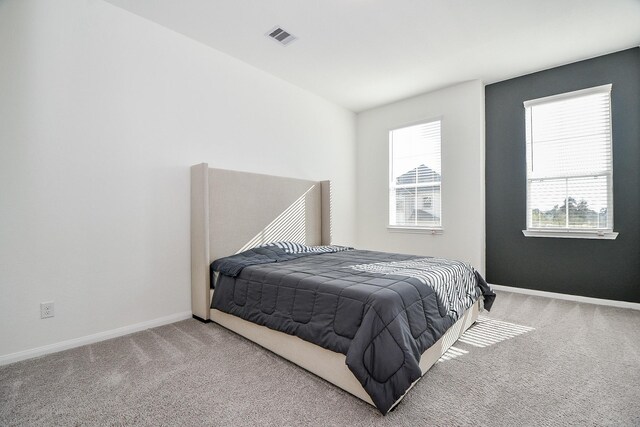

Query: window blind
[389,120,442,228]
[524,84,613,231]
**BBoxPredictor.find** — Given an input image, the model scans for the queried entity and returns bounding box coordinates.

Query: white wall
[0,0,356,359]
[355,80,485,273]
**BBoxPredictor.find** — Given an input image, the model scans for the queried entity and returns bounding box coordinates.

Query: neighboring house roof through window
[395,164,441,185]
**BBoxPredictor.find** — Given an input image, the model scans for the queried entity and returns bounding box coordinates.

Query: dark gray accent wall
[485,48,640,303]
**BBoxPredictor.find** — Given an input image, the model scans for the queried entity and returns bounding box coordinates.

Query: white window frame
[522,84,618,240]
[387,118,443,234]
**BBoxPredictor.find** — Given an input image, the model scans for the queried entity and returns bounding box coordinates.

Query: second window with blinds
[389,119,442,231]
[523,84,617,239]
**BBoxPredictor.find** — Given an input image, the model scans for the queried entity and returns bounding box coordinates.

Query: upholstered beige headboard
[190,163,331,321]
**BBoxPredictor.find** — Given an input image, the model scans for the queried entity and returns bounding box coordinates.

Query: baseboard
[0,311,192,366]
[490,284,640,311]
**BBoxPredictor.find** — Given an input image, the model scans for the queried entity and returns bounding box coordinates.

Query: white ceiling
[105,0,640,112]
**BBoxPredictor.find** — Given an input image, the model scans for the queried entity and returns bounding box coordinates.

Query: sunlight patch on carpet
[437,317,535,363]
[437,346,468,363]
[457,316,535,348]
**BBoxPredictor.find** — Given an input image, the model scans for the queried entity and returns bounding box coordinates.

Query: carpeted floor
[1,291,639,426]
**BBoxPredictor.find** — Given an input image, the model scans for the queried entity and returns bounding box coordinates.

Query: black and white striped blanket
[348,257,482,321]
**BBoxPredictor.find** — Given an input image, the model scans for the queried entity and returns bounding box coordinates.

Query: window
[389,120,442,230]
[523,84,617,239]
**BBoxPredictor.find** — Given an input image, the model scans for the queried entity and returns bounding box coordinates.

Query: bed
[190,164,494,414]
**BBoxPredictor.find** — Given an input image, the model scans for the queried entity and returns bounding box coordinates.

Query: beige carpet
[1,291,639,426]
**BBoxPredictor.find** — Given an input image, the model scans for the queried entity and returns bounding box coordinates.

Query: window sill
[522,229,618,240]
[387,226,443,235]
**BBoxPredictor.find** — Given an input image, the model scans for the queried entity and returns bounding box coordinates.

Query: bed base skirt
[210,299,480,410]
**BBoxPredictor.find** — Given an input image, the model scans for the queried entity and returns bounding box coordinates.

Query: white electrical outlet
[40,301,54,319]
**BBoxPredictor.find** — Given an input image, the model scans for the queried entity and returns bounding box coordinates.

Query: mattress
[211,245,495,414]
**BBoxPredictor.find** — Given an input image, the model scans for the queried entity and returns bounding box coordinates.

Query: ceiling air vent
[266,26,297,46]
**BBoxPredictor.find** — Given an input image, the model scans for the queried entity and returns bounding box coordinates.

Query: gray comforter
[211,247,494,414]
